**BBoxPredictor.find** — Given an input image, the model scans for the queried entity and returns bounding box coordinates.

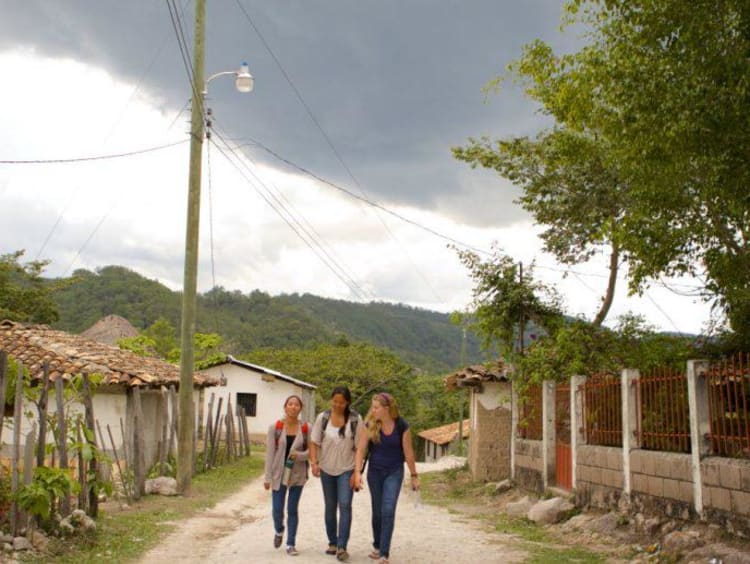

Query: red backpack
[274,420,309,452]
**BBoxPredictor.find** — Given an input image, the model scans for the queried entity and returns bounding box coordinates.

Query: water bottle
[282,457,294,486]
[412,488,422,510]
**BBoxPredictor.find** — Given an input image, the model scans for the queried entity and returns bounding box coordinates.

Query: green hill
[51,265,485,373]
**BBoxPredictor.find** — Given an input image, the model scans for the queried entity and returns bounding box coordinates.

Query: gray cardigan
[264,420,310,490]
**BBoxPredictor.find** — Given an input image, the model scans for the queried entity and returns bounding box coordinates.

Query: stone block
[647,476,664,497]
[668,455,691,481]
[730,489,750,516]
[740,465,750,491]
[701,459,720,486]
[678,480,693,504]
[719,462,741,490]
[663,478,679,501]
[701,485,711,506]
[632,472,646,493]
[630,450,643,473]
[642,452,656,476]
[709,486,731,512]
[607,448,623,471]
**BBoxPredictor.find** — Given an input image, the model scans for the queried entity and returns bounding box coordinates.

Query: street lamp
[177,51,253,494]
[204,62,254,95]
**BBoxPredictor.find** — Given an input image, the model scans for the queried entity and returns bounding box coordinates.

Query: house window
[236,393,257,417]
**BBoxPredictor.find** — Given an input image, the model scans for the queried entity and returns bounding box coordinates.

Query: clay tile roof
[443,361,510,391]
[417,420,470,445]
[0,320,218,389]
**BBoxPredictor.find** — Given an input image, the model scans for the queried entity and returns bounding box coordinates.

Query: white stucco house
[200,355,317,441]
[0,319,218,471]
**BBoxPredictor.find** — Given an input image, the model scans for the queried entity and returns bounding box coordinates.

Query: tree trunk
[593,243,620,327]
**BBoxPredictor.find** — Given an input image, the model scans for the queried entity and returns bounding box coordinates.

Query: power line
[207,122,371,300]
[0,140,188,165]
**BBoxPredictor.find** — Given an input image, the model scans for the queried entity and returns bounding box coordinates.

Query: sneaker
[325,544,338,555]
[286,546,299,556]
[336,549,350,561]
[273,532,283,549]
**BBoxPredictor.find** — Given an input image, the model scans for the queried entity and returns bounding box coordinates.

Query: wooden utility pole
[178,0,206,495]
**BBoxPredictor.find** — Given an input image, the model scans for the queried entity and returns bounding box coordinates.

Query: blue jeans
[320,469,354,549]
[366,466,404,558]
[272,484,304,547]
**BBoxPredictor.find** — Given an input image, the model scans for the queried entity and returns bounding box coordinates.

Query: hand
[352,473,362,491]
[311,463,321,477]
[264,482,271,491]
[410,476,420,491]
[288,452,297,460]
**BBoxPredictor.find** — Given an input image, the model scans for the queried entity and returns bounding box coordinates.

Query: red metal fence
[581,374,622,447]
[555,383,573,489]
[636,366,690,453]
[706,353,750,459]
[517,384,543,440]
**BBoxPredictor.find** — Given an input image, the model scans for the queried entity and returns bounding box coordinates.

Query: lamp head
[235,62,254,93]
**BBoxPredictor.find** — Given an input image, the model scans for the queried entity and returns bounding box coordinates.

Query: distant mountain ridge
[51,265,485,373]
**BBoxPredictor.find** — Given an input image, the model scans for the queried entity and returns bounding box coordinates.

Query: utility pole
[177,0,206,495]
[457,327,467,455]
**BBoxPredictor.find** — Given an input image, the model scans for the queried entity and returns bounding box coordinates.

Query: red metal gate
[555,383,572,490]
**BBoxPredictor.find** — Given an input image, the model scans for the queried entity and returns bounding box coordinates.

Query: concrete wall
[201,364,316,441]
[468,381,511,481]
[575,445,623,509]
[630,450,694,520]
[514,438,543,493]
[701,457,750,535]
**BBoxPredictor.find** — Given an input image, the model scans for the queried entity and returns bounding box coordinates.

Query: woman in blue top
[353,392,419,564]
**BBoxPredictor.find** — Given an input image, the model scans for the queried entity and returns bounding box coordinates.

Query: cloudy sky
[0,1,711,334]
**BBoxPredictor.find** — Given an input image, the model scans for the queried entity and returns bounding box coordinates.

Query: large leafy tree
[508,0,750,345]
[0,250,61,324]
[454,129,627,326]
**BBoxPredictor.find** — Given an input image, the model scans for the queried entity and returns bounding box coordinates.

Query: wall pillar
[510,385,518,480]
[570,375,586,490]
[542,380,556,489]
[687,359,710,517]
[621,368,639,505]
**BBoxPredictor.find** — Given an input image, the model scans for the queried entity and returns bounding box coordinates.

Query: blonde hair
[365,392,400,444]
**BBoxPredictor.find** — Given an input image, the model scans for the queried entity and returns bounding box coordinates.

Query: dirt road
[137,457,525,563]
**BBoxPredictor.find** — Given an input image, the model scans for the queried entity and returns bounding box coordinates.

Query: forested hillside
[51,266,485,373]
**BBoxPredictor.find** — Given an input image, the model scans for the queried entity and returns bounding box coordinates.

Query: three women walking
[264,389,419,563]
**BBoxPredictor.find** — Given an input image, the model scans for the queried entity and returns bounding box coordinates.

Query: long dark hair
[330,386,352,438]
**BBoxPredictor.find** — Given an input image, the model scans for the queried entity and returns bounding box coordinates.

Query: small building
[0,320,217,470]
[418,420,469,462]
[445,362,511,481]
[81,314,139,345]
[200,355,316,442]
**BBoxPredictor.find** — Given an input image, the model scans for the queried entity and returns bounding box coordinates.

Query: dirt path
[137,458,526,563]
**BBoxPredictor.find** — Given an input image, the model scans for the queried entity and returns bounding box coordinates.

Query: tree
[453,246,563,359]
[507,0,750,346]
[0,251,61,324]
[454,128,627,326]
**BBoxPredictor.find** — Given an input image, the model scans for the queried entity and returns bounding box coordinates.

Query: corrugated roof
[204,355,316,390]
[417,420,470,445]
[0,320,217,389]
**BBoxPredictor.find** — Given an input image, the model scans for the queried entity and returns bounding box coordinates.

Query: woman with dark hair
[309,386,364,562]
[264,394,310,556]
[352,392,418,564]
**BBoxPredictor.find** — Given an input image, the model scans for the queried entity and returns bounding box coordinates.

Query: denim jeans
[320,469,354,549]
[366,465,404,558]
[272,484,304,547]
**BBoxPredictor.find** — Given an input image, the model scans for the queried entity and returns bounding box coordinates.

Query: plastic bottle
[282,457,294,486]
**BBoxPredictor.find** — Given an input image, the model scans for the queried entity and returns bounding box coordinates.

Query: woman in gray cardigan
[264,395,310,556]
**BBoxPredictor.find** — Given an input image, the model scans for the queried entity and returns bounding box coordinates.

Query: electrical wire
[232,0,444,303]
[207,122,371,300]
[0,140,189,165]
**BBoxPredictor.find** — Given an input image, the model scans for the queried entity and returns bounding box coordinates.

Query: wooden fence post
[36,362,50,468]
[10,361,24,535]
[0,351,7,448]
[81,374,98,518]
[55,376,70,516]
[132,387,146,499]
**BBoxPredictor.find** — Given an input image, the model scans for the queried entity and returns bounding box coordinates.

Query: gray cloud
[0,0,574,227]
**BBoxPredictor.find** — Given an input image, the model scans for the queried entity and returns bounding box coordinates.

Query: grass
[25,453,265,564]
[420,465,606,564]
